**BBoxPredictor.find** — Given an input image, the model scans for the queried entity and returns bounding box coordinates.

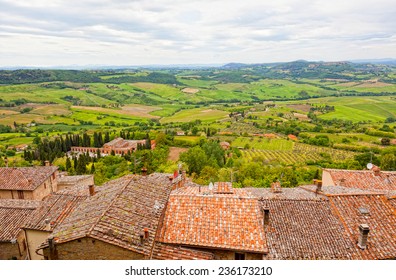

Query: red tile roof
[0,200,41,241]
[328,194,396,259]
[261,199,355,259]
[0,166,58,191]
[213,182,233,194]
[151,242,215,260]
[245,187,324,200]
[157,187,267,254]
[324,168,396,193]
[24,193,87,232]
[43,173,174,257]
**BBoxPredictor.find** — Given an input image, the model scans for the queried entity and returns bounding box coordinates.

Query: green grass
[160,108,230,123]
[316,96,396,122]
[177,78,218,88]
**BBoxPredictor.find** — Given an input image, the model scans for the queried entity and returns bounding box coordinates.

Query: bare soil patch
[168,147,188,161]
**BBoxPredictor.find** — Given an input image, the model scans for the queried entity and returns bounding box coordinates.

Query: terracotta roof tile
[157,187,267,254]
[0,166,58,191]
[246,187,325,200]
[0,199,41,241]
[300,185,380,195]
[151,242,215,260]
[324,168,396,194]
[24,192,87,231]
[328,194,396,259]
[44,173,174,257]
[260,199,356,259]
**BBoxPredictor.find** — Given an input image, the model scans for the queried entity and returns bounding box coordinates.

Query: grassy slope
[161,108,230,123]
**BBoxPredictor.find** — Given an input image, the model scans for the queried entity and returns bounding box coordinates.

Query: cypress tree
[66,157,72,171]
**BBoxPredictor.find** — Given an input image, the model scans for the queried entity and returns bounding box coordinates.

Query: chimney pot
[88,185,95,196]
[141,167,147,176]
[316,180,322,193]
[144,228,149,239]
[373,166,381,176]
[45,160,50,166]
[358,224,370,249]
[263,207,270,226]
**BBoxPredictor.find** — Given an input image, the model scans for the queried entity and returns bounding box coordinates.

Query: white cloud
[0,0,395,66]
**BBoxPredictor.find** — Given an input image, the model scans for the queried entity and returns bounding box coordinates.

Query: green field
[314,96,396,122]
[161,108,230,123]
[232,137,294,150]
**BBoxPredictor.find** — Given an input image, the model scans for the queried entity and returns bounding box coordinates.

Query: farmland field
[232,137,293,150]
[161,108,230,123]
[315,96,396,122]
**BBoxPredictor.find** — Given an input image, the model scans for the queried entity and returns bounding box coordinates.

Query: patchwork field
[161,108,230,123]
[315,96,396,122]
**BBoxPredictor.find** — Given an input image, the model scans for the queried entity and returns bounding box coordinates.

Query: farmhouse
[71,137,155,156]
[0,165,58,200]
[220,141,230,150]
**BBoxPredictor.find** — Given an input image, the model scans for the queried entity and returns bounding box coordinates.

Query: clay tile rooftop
[260,199,356,259]
[323,168,396,194]
[151,242,215,260]
[0,166,58,191]
[0,199,41,242]
[43,173,174,257]
[328,194,396,259]
[24,192,87,232]
[157,184,267,254]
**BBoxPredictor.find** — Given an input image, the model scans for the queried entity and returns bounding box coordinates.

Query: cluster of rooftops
[1,165,396,260]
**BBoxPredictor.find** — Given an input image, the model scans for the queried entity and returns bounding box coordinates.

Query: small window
[235,253,245,260]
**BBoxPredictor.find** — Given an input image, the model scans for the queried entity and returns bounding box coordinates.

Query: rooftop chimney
[141,167,147,176]
[271,182,282,193]
[372,166,381,176]
[358,224,370,250]
[88,185,95,196]
[4,157,8,168]
[315,180,322,193]
[45,218,51,231]
[45,160,50,166]
[48,237,58,260]
[143,228,149,239]
[263,207,270,226]
[139,234,144,245]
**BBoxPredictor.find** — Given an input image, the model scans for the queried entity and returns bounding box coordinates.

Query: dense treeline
[0,70,101,84]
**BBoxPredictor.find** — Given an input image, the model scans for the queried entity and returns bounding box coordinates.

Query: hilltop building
[70,137,155,156]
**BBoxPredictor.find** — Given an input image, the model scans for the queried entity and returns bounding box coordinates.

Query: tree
[180,146,208,175]
[381,138,391,146]
[66,157,72,171]
[381,154,396,171]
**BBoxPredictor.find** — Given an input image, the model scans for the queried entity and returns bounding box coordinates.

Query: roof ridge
[86,175,135,238]
[326,193,385,197]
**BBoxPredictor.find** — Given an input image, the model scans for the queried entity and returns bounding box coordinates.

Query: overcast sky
[0,0,395,67]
